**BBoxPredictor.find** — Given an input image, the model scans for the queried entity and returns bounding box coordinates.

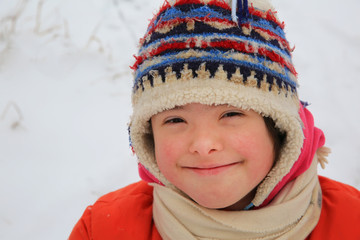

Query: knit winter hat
[129,0,304,207]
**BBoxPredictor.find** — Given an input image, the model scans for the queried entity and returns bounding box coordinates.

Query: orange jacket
[69,176,360,240]
[69,181,161,240]
[305,176,360,240]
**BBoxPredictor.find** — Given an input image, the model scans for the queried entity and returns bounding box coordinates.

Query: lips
[183,162,241,176]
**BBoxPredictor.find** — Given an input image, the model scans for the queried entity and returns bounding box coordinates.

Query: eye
[221,111,244,118]
[164,117,185,124]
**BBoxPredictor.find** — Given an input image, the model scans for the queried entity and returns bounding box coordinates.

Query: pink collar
[259,105,325,207]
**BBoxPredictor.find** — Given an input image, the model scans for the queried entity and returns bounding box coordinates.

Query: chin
[191,191,253,211]
[194,197,236,210]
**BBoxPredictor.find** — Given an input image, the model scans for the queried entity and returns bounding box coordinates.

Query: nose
[188,126,223,155]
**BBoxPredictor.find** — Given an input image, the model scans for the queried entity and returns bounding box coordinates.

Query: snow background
[0,0,359,239]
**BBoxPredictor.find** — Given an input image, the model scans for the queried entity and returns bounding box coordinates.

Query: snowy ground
[0,0,359,239]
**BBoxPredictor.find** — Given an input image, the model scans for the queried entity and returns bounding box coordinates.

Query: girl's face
[151,103,275,210]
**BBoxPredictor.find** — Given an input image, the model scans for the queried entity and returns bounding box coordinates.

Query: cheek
[229,127,275,167]
[154,137,188,185]
[154,136,183,170]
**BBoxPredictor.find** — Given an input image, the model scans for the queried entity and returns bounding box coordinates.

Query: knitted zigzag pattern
[131,0,298,105]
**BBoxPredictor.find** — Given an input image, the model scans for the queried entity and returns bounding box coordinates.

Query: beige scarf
[152,156,322,240]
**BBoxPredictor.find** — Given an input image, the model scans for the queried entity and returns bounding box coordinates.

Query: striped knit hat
[129,0,304,207]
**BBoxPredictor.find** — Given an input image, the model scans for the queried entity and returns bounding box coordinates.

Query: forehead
[154,103,257,118]
[165,103,233,111]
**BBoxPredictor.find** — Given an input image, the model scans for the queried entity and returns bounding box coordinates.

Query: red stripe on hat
[142,16,236,46]
[132,38,296,76]
[208,0,232,11]
[241,23,292,53]
[173,0,203,6]
[209,40,296,76]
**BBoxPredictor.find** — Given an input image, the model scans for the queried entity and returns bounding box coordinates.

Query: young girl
[69,0,360,239]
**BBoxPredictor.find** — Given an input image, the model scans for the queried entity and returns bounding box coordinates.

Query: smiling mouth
[184,162,241,176]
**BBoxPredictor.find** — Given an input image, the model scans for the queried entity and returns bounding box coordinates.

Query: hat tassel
[231,0,250,25]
